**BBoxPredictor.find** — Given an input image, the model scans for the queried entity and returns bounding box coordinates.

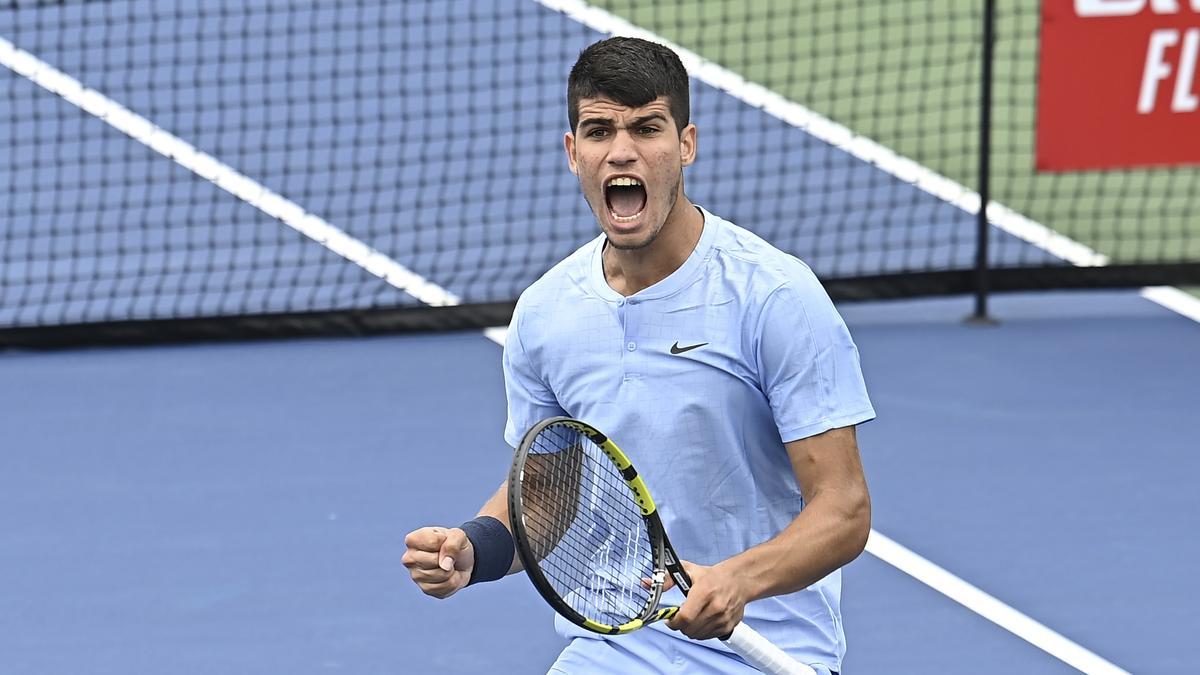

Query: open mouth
[604,176,647,223]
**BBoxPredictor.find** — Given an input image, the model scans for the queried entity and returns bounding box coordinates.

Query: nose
[607,129,637,166]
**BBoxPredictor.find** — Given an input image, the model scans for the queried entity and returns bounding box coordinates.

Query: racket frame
[509,417,817,675]
[509,416,682,635]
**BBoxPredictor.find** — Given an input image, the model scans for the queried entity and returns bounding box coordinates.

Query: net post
[968,0,998,326]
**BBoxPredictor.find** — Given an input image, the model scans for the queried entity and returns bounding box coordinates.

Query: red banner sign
[1037,0,1200,171]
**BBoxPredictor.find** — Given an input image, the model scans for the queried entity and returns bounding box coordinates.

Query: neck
[603,194,703,296]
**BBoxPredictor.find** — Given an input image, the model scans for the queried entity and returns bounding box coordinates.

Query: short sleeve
[502,302,566,447]
[754,272,875,443]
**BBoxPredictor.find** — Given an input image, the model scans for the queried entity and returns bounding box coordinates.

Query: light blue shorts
[546,630,837,675]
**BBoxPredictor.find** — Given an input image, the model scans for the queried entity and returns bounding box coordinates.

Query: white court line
[867,532,1130,675]
[483,327,509,346]
[1141,286,1200,323]
[0,36,459,309]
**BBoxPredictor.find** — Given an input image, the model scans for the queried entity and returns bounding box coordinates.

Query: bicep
[779,426,873,572]
[784,426,868,506]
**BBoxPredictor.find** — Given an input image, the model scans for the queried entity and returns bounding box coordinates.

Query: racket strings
[519,423,656,625]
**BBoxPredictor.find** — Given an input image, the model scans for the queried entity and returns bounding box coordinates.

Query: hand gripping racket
[508,417,816,675]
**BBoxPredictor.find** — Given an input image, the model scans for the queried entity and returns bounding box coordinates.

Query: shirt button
[626,341,636,351]
[617,299,625,306]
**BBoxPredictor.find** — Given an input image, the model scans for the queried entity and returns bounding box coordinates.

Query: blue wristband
[459,515,514,586]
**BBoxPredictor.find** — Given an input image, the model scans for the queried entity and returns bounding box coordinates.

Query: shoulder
[703,210,828,306]
[514,235,602,315]
[510,235,605,345]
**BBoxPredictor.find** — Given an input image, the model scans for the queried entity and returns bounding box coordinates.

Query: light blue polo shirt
[502,206,875,672]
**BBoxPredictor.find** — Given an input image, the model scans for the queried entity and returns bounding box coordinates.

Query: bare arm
[725,425,871,599]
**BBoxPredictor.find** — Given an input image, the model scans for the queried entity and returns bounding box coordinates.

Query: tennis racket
[508,417,816,675]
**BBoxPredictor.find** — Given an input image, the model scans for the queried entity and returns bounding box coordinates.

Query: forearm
[723,482,871,602]
[474,481,523,575]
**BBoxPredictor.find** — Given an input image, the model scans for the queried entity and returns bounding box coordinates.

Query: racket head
[508,417,678,635]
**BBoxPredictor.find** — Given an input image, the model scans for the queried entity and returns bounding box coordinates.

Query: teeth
[607,177,642,187]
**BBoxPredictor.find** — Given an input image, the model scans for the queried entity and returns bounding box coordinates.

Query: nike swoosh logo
[670,341,708,355]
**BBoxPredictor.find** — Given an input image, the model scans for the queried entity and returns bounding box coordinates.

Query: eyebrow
[629,113,668,127]
[577,113,669,130]
[577,117,614,130]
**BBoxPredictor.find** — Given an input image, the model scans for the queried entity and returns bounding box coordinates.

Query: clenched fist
[403,526,475,599]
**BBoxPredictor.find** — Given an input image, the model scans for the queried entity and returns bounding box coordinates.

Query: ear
[679,123,697,168]
[564,132,579,175]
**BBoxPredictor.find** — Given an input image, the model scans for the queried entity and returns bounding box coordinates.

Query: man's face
[565,96,696,250]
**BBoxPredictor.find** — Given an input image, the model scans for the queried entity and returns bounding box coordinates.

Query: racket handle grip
[725,622,818,675]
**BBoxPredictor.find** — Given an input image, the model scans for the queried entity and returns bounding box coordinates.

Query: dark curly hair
[567,37,690,133]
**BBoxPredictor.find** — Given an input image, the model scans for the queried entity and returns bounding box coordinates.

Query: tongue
[608,186,646,218]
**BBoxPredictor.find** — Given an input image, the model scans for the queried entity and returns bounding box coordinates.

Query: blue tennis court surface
[2,290,1196,673]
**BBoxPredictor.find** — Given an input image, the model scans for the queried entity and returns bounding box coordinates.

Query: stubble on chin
[605,224,661,251]
[601,172,681,252]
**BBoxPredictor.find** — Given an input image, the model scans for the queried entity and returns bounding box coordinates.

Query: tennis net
[2,1,1197,346]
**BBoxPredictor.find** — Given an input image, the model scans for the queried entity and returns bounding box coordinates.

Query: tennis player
[403,37,874,675]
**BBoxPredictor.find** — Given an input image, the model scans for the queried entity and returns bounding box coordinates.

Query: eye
[638,126,660,136]
[586,128,610,138]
